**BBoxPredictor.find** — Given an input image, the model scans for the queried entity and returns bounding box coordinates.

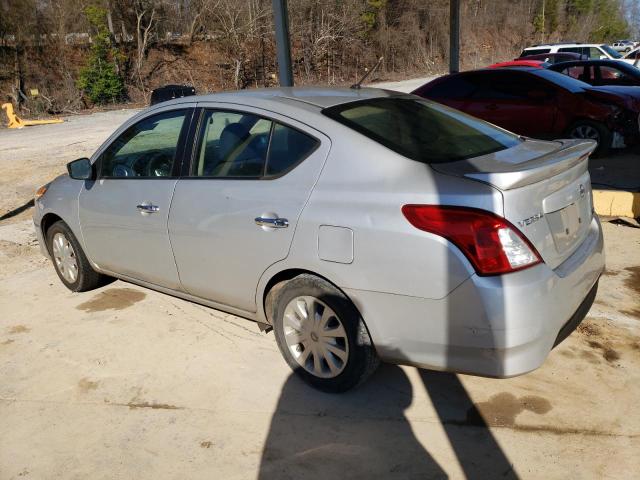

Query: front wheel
[46,220,106,292]
[567,120,611,157]
[272,274,379,393]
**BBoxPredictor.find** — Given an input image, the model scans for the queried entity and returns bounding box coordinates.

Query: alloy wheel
[282,296,349,378]
[52,232,78,284]
[570,125,601,143]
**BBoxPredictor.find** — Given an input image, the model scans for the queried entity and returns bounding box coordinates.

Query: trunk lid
[432,138,597,270]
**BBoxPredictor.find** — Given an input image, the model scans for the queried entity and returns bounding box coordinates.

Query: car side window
[558,47,581,54]
[194,110,272,178]
[589,47,604,59]
[420,76,478,99]
[520,48,550,57]
[193,109,319,178]
[563,65,592,83]
[598,65,628,83]
[99,109,187,178]
[471,72,542,101]
[265,123,319,177]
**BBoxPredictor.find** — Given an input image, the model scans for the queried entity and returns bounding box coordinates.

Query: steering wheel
[144,152,173,177]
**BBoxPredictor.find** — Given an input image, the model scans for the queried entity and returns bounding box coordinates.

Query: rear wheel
[272,274,379,393]
[46,220,105,292]
[568,120,611,157]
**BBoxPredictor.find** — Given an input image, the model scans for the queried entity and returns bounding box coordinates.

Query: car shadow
[257,365,517,479]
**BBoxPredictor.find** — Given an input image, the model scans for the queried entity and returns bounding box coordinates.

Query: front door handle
[137,203,160,214]
[255,216,289,228]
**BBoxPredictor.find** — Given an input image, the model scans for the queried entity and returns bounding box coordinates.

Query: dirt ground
[1,98,640,480]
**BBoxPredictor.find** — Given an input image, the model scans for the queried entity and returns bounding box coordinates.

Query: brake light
[401,205,542,276]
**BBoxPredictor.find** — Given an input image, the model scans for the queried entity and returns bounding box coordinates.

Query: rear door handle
[137,203,160,213]
[255,217,289,228]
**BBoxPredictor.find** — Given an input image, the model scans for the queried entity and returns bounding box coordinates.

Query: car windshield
[323,97,521,164]
[601,45,623,58]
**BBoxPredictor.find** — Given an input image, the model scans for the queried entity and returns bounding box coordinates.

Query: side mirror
[67,158,94,180]
[600,55,608,60]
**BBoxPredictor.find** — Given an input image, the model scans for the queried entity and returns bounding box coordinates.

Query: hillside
[1,0,638,115]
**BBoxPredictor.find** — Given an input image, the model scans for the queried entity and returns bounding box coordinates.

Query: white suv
[520,43,624,60]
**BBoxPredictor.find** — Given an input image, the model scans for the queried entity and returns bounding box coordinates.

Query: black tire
[46,220,105,292]
[272,274,379,393]
[567,120,612,157]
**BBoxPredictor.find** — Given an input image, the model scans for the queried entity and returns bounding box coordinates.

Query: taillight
[401,205,542,276]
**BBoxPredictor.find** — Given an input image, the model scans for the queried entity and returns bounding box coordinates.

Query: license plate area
[545,195,591,253]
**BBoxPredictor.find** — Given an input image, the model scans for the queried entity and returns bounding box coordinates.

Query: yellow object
[593,189,640,219]
[2,103,63,129]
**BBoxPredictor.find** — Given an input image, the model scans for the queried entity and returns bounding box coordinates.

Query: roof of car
[524,43,605,49]
[550,59,638,68]
[166,87,403,110]
[489,60,548,68]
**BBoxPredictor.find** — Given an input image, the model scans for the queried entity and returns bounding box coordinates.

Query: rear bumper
[346,215,605,378]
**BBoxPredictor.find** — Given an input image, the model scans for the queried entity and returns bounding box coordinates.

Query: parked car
[549,59,640,87]
[150,84,196,105]
[612,41,634,53]
[34,87,604,392]
[517,52,586,64]
[621,47,640,66]
[520,43,623,60]
[412,67,640,155]
[489,60,549,68]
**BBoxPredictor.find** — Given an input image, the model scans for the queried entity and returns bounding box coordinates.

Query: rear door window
[323,97,520,164]
[470,71,550,100]
[561,65,593,83]
[192,109,319,178]
[558,47,582,55]
[419,76,478,99]
[194,110,272,177]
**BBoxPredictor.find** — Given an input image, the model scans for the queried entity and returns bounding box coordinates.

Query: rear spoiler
[432,139,597,190]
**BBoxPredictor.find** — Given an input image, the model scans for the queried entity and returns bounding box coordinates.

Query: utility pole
[449,0,460,73]
[540,0,546,44]
[272,0,293,87]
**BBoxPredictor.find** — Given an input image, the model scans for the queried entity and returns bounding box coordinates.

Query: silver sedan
[33,88,604,392]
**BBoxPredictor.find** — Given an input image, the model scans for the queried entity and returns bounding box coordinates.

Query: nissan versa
[33,88,604,392]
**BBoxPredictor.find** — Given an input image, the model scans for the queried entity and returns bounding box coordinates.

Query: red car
[412,67,640,155]
[489,60,548,68]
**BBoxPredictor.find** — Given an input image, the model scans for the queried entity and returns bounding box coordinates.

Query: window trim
[96,107,194,180]
[183,107,321,181]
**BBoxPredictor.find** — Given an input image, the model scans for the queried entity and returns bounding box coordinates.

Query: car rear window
[520,48,551,57]
[322,97,521,164]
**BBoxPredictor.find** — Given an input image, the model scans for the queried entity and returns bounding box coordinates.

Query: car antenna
[351,57,384,89]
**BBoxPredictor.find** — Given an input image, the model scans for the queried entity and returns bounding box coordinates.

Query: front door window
[99,109,187,178]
